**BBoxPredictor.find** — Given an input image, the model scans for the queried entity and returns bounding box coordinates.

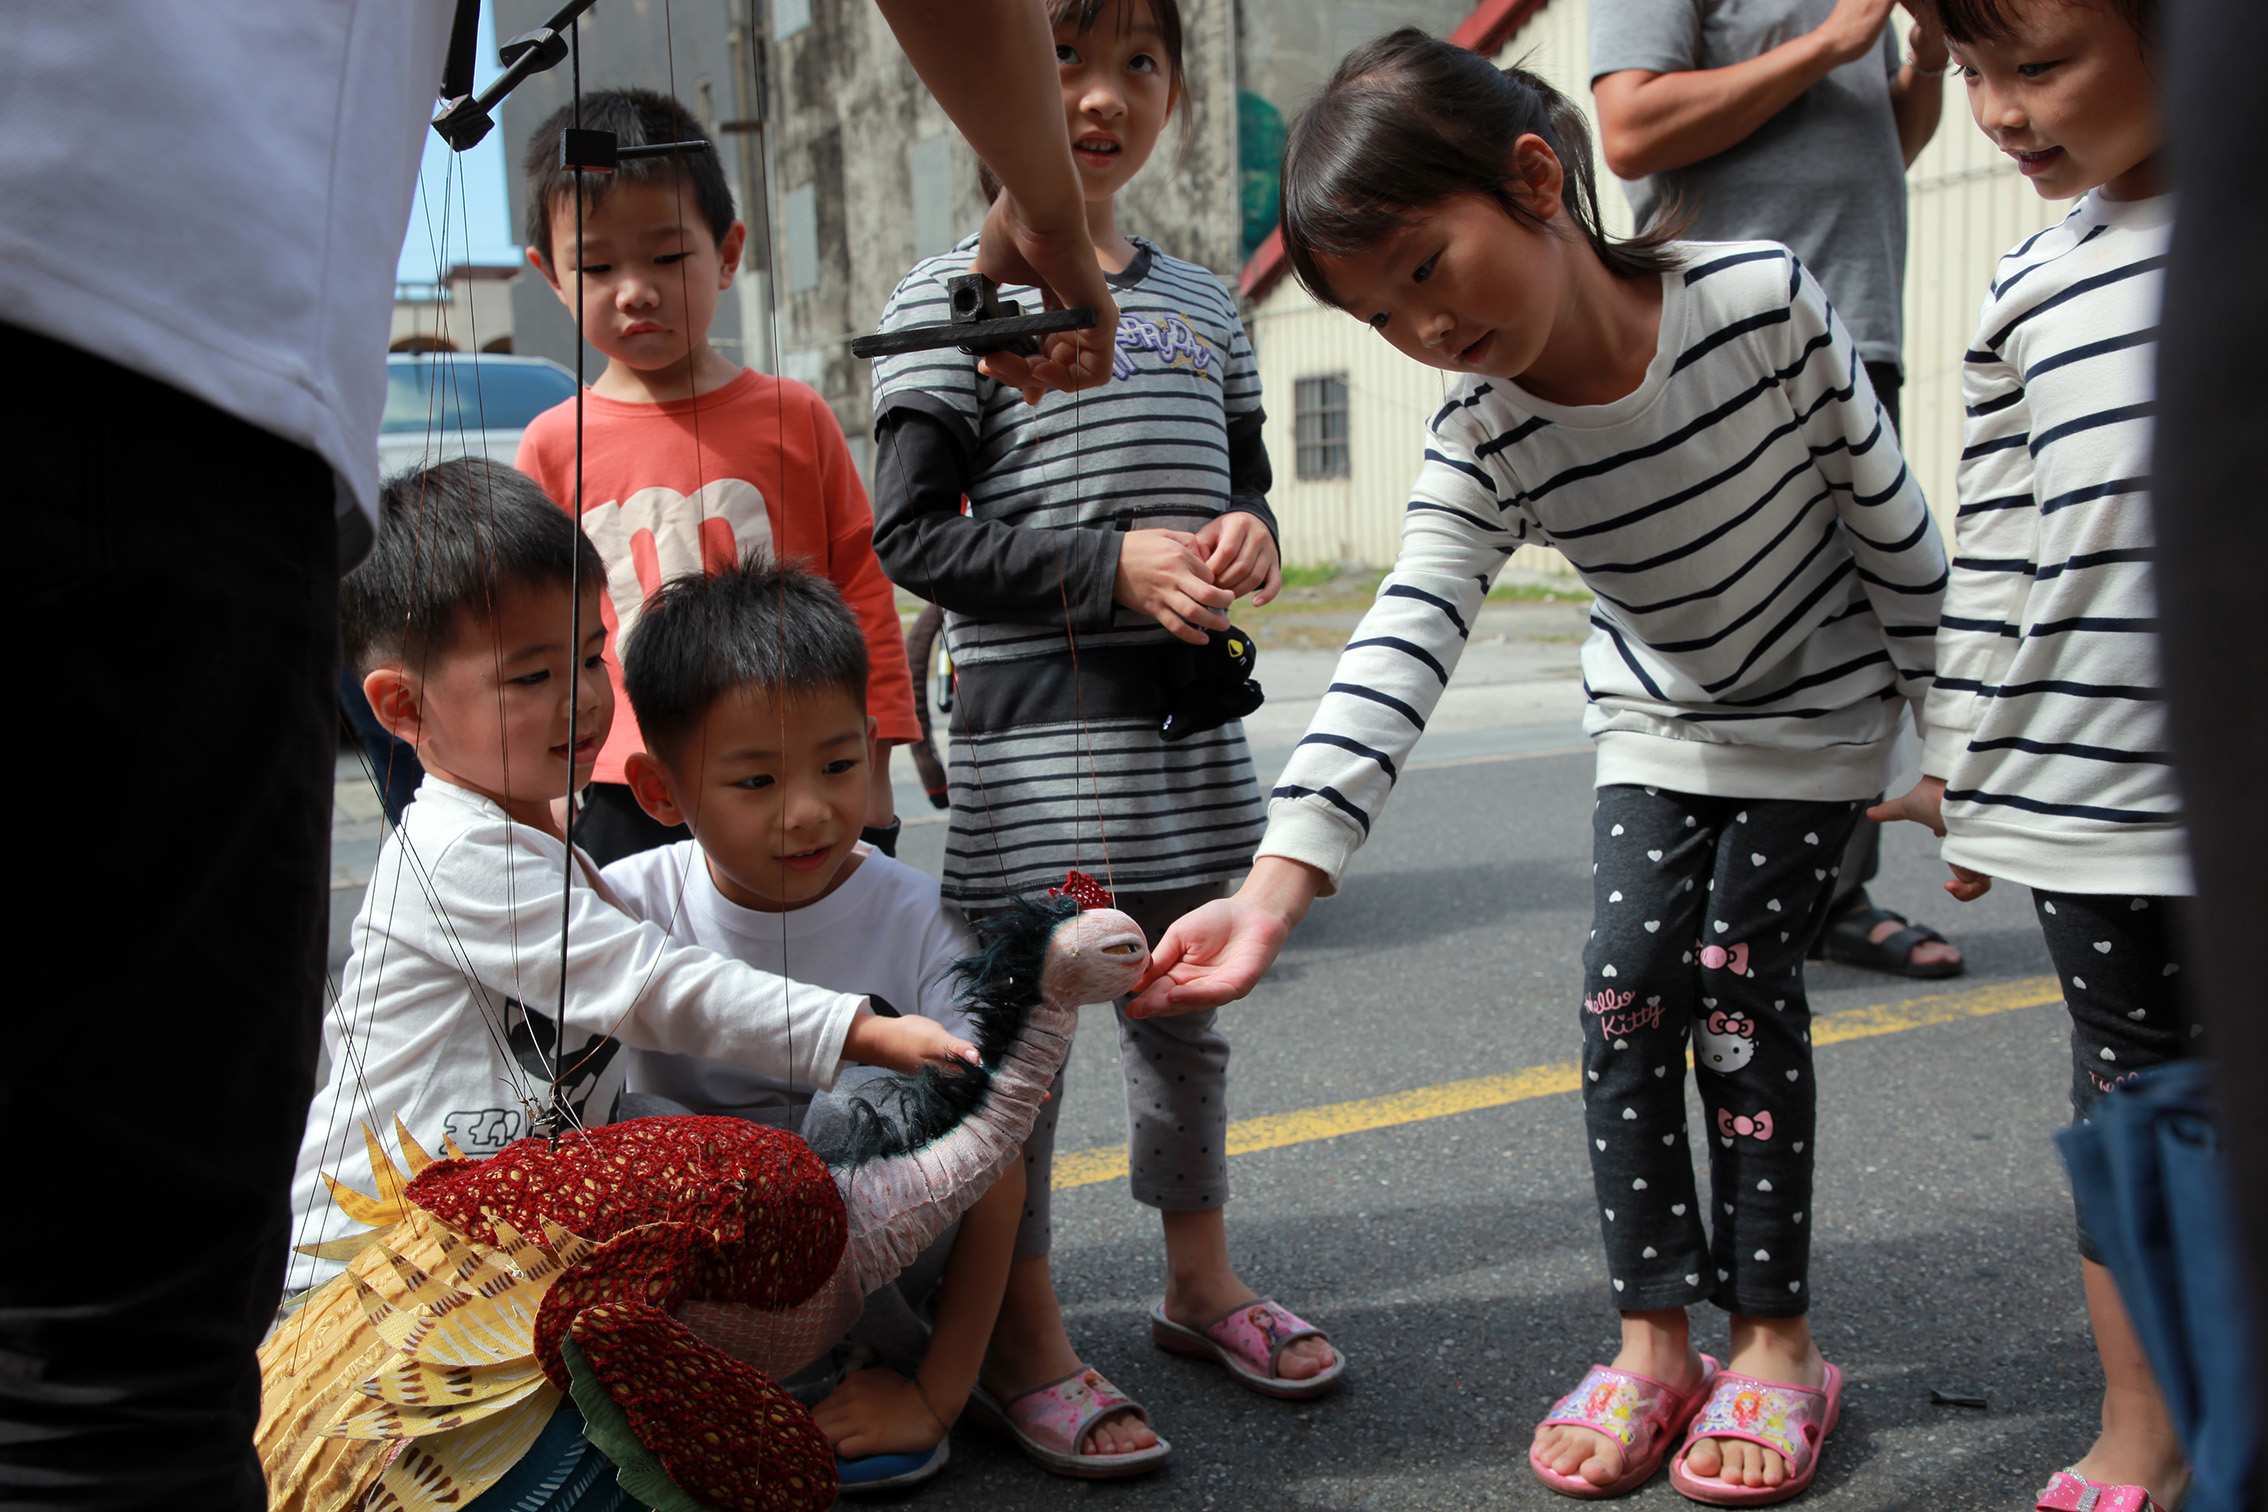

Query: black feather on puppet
[804,893,1082,1170]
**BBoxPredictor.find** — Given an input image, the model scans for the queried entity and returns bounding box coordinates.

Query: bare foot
[1160,1208,1337,1380]
[2064,1260,2189,1508]
[1531,1308,1704,1488]
[811,1368,944,1460]
[987,1254,1158,1457]
[1681,1315,1826,1490]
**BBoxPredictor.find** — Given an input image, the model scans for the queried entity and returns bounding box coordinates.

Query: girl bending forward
[1131,30,1946,1506]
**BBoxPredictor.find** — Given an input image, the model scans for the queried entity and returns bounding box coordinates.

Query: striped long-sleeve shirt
[1921,192,2188,897]
[1263,242,1948,889]
[869,236,1274,907]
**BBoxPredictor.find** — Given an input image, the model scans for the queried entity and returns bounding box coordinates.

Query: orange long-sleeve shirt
[516,369,919,785]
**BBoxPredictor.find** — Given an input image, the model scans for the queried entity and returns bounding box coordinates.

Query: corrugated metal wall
[1252,0,2071,566]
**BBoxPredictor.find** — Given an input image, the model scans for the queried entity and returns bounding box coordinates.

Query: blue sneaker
[836,1437,949,1494]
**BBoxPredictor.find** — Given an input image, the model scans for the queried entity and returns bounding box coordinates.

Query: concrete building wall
[1251,0,2068,568]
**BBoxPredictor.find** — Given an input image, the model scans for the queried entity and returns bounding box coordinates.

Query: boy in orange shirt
[516,88,918,866]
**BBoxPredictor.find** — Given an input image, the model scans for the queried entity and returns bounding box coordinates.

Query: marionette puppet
[260,879,1144,1512]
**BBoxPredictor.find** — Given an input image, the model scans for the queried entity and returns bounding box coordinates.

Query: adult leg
[1535,786,1719,1487]
[2035,890,2194,1507]
[1681,797,1865,1490]
[3,326,338,1512]
[1112,883,1335,1384]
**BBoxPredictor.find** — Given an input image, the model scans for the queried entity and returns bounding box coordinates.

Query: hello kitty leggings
[1579,785,1864,1319]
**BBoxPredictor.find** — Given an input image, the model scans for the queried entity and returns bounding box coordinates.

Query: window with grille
[1294,374,1350,480]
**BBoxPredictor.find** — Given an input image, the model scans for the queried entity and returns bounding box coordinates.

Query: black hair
[341,457,605,675]
[1927,0,2153,48]
[976,0,1189,203]
[619,552,869,761]
[805,895,1082,1169]
[520,88,735,263]
[1280,28,1686,309]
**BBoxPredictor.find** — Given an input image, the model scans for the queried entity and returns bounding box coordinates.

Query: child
[600,553,1017,1492]
[514,88,918,867]
[1872,3,2188,1507]
[865,0,1340,1475]
[289,459,969,1292]
[1133,30,1951,1504]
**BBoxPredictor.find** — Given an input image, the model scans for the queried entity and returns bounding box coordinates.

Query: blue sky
[397,0,523,286]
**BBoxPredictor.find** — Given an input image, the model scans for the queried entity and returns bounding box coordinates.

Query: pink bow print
[1717,1108,1775,1141]
[1705,1010,1754,1039]
[1698,941,1751,973]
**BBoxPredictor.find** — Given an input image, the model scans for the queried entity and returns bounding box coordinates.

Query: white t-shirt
[0,4,455,543]
[289,779,866,1290]
[603,841,976,1122]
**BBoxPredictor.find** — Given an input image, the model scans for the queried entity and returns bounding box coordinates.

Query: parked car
[377,353,577,479]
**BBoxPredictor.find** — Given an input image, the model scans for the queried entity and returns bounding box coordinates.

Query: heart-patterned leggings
[2032,888,2195,1261]
[1578,785,1864,1319]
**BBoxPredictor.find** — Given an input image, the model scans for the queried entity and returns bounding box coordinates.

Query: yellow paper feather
[363,1385,562,1512]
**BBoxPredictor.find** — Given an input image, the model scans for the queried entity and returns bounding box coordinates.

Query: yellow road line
[1050,974,2062,1191]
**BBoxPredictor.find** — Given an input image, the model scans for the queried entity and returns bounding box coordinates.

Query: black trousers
[1580,787,1864,1318]
[1,327,339,1511]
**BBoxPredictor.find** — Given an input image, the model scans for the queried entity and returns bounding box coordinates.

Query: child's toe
[1278,1336,1334,1380]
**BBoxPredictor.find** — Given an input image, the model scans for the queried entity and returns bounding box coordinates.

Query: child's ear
[527,243,569,301]
[716,221,747,289]
[624,750,690,829]
[363,667,424,747]
[1505,132,1567,222]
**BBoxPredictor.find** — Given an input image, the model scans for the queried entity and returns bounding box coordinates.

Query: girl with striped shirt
[1131,31,1947,1504]
[867,0,1341,1478]
[1873,2,2188,1508]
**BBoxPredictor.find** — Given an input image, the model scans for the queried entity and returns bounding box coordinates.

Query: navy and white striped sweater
[1921,192,2187,897]
[1264,243,1948,888]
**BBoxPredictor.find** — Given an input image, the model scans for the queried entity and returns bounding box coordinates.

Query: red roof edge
[1236,0,1552,305]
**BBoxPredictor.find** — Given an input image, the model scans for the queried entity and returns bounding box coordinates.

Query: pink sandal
[964,1366,1171,1479]
[1149,1298,1345,1399]
[2035,1468,2167,1511]
[1529,1355,1722,1499]
[1667,1361,1842,1506]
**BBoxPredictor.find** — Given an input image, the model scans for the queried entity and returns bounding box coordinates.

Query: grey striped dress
[869,237,1272,908]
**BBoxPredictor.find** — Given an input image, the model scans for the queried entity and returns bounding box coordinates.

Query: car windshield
[380,357,577,434]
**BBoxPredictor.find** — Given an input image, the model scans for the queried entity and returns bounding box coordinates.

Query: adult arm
[1887,14,1949,167]
[1590,0,1900,179]
[873,0,1116,394]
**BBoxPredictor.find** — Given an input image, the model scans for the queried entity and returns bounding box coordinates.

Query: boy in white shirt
[290,460,968,1292]
[602,554,1022,1491]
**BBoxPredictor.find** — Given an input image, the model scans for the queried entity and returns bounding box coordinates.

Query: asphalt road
[894,737,2094,1512]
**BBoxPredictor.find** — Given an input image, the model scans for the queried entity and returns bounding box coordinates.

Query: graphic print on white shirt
[577,477,777,647]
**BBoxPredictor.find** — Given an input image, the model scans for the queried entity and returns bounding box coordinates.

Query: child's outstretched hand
[1116,529,1233,644]
[1126,857,1324,1017]
[842,1008,981,1075]
[811,1368,948,1459]
[1194,512,1283,606]
[1867,777,1994,901]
